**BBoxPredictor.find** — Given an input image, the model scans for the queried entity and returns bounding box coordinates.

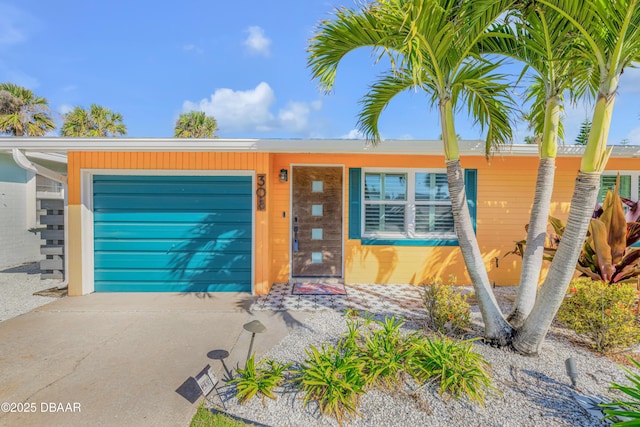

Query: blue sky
[1,0,639,145]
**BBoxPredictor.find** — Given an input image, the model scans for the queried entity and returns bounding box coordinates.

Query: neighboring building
[6,138,640,296]
[0,153,41,268]
[0,151,67,272]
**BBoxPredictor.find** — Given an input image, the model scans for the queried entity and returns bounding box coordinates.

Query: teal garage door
[93,175,252,292]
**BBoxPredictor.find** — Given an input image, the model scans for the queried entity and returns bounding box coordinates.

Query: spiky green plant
[299,343,365,426]
[409,337,494,405]
[229,355,290,405]
[358,316,417,390]
[601,357,640,425]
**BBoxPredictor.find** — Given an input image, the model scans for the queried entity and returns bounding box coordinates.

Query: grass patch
[190,404,250,427]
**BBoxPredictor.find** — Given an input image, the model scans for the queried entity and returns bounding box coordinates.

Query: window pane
[383,174,407,200]
[416,205,454,233]
[415,173,449,201]
[598,175,631,203]
[365,204,405,233]
[364,174,381,200]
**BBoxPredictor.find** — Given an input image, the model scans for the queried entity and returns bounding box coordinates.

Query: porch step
[290,277,344,285]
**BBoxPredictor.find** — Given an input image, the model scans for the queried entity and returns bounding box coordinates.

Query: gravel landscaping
[0,262,64,322]
[211,288,637,427]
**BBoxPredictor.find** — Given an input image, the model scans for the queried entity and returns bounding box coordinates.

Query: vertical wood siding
[67,151,640,295]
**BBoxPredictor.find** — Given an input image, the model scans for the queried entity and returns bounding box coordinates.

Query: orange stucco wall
[66,150,638,296]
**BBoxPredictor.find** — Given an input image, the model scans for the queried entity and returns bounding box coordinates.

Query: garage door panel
[94,223,251,239]
[94,175,246,184]
[94,195,252,211]
[95,252,251,270]
[93,175,253,293]
[95,268,252,283]
[94,238,253,253]
[94,181,252,195]
[94,281,251,293]
[94,211,251,223]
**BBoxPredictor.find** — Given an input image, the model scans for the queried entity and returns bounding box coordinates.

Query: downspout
[12,149,69,290]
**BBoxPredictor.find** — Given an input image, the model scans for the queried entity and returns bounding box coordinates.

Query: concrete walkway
[0,293,310,427]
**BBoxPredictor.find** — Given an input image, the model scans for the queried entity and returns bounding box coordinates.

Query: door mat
[292,283,347,296]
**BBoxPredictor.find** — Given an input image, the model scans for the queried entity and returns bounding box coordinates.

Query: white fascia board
[0,138,505,155]
[2,137,639,158]
[25,152,68,164]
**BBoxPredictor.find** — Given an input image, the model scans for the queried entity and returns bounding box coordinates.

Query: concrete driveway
[0,293,310,427]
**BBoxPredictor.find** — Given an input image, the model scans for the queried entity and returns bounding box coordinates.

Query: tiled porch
[251,283,426,319]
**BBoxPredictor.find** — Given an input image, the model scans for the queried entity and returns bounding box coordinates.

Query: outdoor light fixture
[565,357,578,388]
[279,168,288,183]
[243,319,267,366]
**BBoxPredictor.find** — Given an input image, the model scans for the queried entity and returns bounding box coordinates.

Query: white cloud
[58,104,73,115]
[0,5,37,47]
[278,100,322,132]
[243,26,271,56]
[182,82,321,135]
[183,82,275,132]
[627,127,640,145]
[182,44,203,54]
[342,129,365,139]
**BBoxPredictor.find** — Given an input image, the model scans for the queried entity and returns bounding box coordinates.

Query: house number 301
[256,174,266,211]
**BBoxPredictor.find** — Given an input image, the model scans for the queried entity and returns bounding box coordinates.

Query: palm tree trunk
[509,96,561,327]
[508,157,555,327]
[447,159,513,345]
[512,171,600,355]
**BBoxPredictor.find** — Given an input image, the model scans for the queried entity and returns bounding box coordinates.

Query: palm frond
[356,69,419,144]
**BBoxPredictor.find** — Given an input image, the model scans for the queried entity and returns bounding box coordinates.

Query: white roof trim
[1,137,639,158]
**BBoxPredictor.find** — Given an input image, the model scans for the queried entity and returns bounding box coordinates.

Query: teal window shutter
[464,169,477,233]
[349,168,362,239]
[598,175,631,203]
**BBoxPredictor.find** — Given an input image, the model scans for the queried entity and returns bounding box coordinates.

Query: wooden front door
[291,166,343,277]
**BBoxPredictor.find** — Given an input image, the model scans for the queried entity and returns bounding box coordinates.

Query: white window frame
[361,168,456,240]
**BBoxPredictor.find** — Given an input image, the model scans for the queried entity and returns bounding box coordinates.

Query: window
[362,170,455,239]
[598,172,640,204]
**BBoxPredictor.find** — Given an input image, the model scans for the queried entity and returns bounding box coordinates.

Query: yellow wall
[269,153,473,286]
[269,154,638,289]
[67,151,639,296]
[66,152,270,296]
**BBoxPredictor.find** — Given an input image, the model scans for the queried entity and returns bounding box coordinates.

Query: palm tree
[512,0,640,354]
[0,82,55,136]
[174,111,218,138]
[309,0,517,345]
[481,4,592,327]
[61,104,126,137]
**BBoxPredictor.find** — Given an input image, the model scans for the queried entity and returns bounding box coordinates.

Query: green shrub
[421,276,471,336]
[601,357,640,425]
[409,336,494,405]
[557,278,640,353]
[358,316,417,390]
[298,343,365,426]
[229,355,290,405]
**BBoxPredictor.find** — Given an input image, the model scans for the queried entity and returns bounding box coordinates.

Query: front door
[291,166,343,277]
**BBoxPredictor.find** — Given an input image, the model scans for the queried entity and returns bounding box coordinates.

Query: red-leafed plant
[508,175,640,284]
